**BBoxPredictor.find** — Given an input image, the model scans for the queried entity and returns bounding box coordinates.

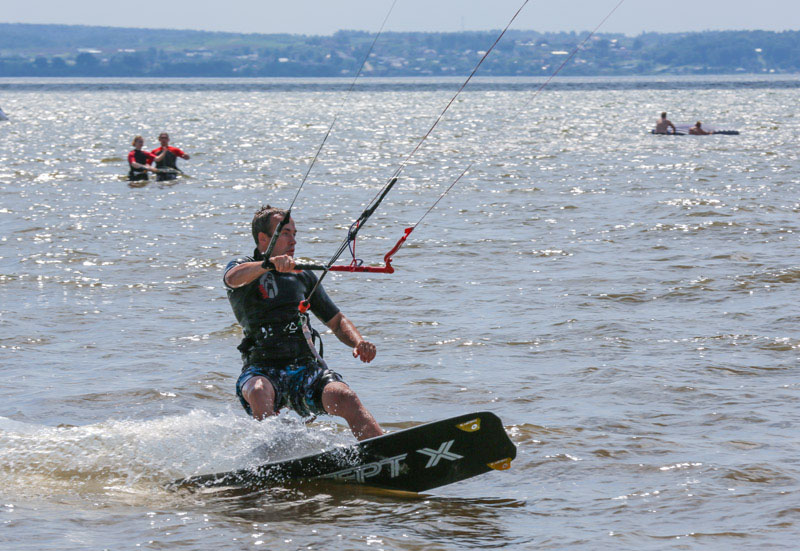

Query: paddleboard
[170,411,516,493]
[650,128,740,135]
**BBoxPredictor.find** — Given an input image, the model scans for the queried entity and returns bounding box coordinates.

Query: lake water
[1,76,799,550]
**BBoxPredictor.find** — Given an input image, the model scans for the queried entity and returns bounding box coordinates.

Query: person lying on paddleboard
[127,135,166,181]
[654,111,677,134]
[150,132,190,181]
[223,205,383,441]
[688,121,713,135]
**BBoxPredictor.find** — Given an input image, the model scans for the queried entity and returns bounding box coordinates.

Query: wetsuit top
[224,249,340,362]
[128,149,156,168]
[150,146,185,170]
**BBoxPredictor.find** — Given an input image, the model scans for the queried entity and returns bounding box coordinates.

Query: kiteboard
[170,411,516,493]
[649,128,740,135]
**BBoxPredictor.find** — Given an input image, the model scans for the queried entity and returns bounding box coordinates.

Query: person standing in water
[127,135,166,181]
[654,112,677,134]
[150,132,190,181]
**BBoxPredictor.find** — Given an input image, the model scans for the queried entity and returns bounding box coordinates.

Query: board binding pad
[172,411,516,493]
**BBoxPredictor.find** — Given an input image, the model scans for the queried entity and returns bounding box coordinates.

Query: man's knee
[322,382,360,414]
[242,376,275,404]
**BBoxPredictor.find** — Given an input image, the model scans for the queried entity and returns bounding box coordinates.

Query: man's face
[158,134,169,146]
[260,216,296,257]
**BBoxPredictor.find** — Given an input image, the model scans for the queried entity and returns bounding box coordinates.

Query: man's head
[695,121,702,127]
[158,132,170,146]
[661,112,667,119]
[251,205,295,256]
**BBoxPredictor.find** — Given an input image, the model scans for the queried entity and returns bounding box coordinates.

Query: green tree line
[1,23,798,77]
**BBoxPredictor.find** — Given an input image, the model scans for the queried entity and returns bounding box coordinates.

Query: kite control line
[260,0,399,273]
[295,0,534,312]
[282,0,628,315]
[334,0,629,279]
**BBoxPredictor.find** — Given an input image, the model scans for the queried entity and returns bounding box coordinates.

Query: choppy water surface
[1,77,799,550]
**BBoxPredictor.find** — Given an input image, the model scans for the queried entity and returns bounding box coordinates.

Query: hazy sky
[4,0,799,35]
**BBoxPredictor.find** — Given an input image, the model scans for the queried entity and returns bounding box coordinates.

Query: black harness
[237,313,324,364]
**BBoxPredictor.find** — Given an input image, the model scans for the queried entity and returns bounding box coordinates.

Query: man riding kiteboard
[223,205,383,441]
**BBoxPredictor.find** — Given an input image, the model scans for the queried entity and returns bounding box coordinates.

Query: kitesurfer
[654,112,677,134]
[224,205,383,441]
[150,132,190,181]
[127,135,166,181]
[688,121,712,135]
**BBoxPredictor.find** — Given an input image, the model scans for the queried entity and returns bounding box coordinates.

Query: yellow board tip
[487,458,513,471]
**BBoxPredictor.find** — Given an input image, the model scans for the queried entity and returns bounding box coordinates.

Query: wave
[0,410,351,500]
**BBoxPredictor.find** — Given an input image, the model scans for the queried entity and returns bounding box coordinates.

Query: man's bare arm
[224,261,267,288]
[325,312,376,363]
[224,255,295,288]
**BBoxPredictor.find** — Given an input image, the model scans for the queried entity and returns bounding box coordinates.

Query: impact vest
[128,149,150,181]
[155,147,177,170]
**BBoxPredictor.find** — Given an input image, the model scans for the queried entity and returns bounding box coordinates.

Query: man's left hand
[353,340,376,363]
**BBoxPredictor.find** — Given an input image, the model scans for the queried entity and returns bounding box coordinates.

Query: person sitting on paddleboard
[150,132,190,181]
[224,205,383,441]
[127,135,166,181]
[689,121,712,135]
[654,112,677,134]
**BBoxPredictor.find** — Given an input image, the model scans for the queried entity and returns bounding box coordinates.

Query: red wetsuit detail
[128,150,156,165]
[151,146,186,158]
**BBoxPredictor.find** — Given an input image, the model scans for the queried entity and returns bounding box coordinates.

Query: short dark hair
[251,205,288,243]
[661,112,667,118]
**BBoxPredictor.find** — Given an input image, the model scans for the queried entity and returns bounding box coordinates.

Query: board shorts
[236,361,345,418]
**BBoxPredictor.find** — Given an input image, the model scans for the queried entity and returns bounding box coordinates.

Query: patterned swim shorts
[235,361,344,418]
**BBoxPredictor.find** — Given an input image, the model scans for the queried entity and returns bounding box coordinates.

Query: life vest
[128,149,150,181]
[155,147,177,170]
[237,313,324,365]
[155,147,179,181]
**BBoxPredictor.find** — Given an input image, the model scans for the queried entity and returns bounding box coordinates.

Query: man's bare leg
[321,382,383,441]
[241,375,277,420]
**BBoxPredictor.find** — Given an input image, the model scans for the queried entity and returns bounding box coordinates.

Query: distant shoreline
[1,74,798,92]
[2,24,798,78]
